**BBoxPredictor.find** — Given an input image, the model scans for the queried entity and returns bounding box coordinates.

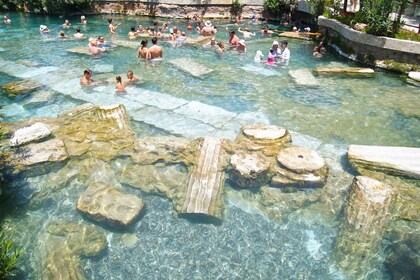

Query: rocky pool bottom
[0,103,419,280]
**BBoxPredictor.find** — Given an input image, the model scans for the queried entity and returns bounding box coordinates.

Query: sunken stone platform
[271,146,328,187]
[169,58,214,78]
[77,182,144,226]
[288,69,319,87]
[348,145,420,179]
[1,79,43,96]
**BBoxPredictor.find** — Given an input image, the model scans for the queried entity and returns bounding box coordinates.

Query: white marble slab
[169,58,214,78]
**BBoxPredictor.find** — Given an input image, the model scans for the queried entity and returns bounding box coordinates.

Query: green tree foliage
[306,0,341,17]
[264,0,296,18]
[358,0,409,36]
[0,231,22,279]
[0,0,91,14]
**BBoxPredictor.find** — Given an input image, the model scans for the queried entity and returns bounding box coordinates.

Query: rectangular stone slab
[314,66,375,75]
[348,145,420,179]
[169,58,214,78]
[67,46,91,55]
[182,137,225,218]
[288,69,319,87]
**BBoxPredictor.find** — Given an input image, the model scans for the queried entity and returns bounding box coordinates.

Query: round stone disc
[242,125,287,140]
[277,146,326,173]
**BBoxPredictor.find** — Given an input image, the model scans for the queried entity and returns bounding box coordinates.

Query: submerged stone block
[271,146,328,187]
[42,221,107,280]
[235,124,291,156]
[77,182,144,226]
[288,69,319,87]
[229,152,270,188]
[181,137,226,218]
[169,57,214,78]
[334,176,394,277]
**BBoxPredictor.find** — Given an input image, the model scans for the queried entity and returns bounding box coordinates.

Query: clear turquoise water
[0,12,419,279]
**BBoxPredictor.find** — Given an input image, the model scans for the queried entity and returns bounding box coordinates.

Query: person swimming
[39,25,50,33]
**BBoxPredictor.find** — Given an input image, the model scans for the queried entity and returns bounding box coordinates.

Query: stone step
[0,58,265,140]
[348,145,420,179]
[314,66,375,75]
[182,137,225,218]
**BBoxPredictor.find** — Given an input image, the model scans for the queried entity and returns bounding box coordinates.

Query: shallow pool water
[0,12,419,280]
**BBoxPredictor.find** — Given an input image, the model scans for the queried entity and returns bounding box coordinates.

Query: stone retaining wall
[318,16,420,65]
[92,0,264,19]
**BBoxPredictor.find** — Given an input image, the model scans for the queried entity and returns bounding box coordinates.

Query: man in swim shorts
[147,37,163,60]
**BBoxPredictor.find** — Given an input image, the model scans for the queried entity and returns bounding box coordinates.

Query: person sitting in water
[39,25,50,33]
[228,30,240,48]
[196,21,203,33]
[265,53,276,66]
[137,25,144,34]
[59,31,66,39]
[97,36,110,47]
[215,41,224,55]
[168,29,176,41]
[162,22,168,30]
[128,27,137,39]
[203,37,217,49]
[147,37,162,60]
[74,28,85,39]
[201,20,215,36]
[81,15,87,25]
[89,38,107,55]
[313,45,323,58]
[156,27,163,39]
[254,50,264,62]
[174,31,187,47]
[80,69,98,86]
[115,75,126,93]
[292,26,299,33]
[269,40,280,58]
[279,40,290,65]
[108,18,121,35]
[62,19,71,29]
[137,39,149,59]
[261,25,273,36]
[4,15,11,24]
[125,70,139,85]
[304,27,311,33]
[236,39,246,53]
[238,27,255,38]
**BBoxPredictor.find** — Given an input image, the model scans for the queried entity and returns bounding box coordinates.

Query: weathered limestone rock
[12,138,68,173]
[119,163,188,209]
[55,103,136,160]
[42,221,107,280]
[9,122,51,147]
[288,69,319,87]
[181,137,226,218]
[183,36,212,46]
[271,146,328,187]
[234,124,291,156]
[334,176,394,277]
[169,58,214,78]
[314,66,375,75]
[348,145,420,179]
[96,104,130,129]
[132,136,198,165]
[229,152,270,188]
[77,182,144,226]
[1,79,43,96]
